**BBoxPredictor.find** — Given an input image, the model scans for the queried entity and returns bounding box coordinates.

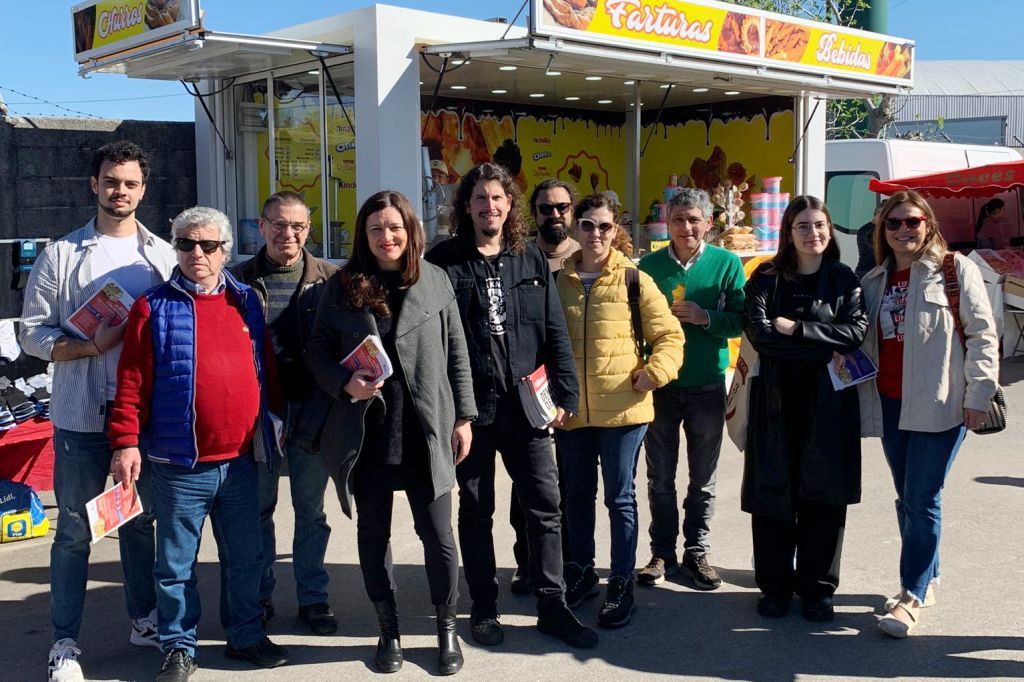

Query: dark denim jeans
[879,395,966,602]
[644,383,726,558]
[51,427,156,642]
[556,424,647,579]
[257,403,331,607]
[152,455,264,656]
[457,391,566,606]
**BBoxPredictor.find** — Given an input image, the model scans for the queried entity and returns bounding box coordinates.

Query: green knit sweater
[638,244,746,387]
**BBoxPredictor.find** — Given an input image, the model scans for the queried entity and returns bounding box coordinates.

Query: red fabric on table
[0,418,55,492]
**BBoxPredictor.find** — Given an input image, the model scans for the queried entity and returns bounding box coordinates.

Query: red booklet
[517,365,557,429]
[67,278,134,339]
[85,483,143,544]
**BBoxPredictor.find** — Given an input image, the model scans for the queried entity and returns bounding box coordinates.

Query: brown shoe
[636,555,678,587]
[681,551,722,591]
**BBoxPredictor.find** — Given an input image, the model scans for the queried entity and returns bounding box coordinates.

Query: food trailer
[73,0,916,262]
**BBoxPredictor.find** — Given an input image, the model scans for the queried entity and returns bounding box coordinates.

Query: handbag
[941,253,1006,435]
[725,333,760,451]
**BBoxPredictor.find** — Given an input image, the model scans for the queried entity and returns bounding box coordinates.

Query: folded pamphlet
[67,278,134,339]
[86,483,143,544]
[828,349,878,391]
[518,365,557,429]
[341,334,394,384]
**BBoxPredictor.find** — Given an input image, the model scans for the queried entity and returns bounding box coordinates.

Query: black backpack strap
[625,267,643,357]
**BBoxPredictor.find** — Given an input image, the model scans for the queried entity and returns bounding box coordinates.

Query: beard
[99,200,135,219]
[479,224,501,239]
[538,219,569,245]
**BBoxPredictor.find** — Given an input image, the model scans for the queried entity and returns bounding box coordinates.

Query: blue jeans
[152,455,264,656]
[556,424,647,579]
[257,405,331,606]
[644,384,726,557]
[51,427,156,642]
[879,396,966,602]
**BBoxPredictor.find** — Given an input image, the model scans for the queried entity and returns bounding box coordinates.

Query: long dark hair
[341,190,424,318]
[975,197,1004,237]
[874,190,946,268]
[770,195,840,281]
[449,163,528,254]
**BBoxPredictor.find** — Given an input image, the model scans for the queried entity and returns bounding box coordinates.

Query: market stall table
[0,418,55,492]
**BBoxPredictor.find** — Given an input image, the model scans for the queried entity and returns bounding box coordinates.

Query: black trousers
[509,447,571,570]
[458,392,565,605]
[353,481,459,607]
[751,498,847,601]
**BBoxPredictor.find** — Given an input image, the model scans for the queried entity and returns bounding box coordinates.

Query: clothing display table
[0,418,55,492]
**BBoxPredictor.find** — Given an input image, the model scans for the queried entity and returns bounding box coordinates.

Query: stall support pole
[795,93,826,198]
[629,81,642,250]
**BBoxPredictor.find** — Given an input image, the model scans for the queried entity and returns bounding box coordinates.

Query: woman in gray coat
[307,191,476,675]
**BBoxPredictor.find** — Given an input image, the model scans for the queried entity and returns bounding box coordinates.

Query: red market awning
[869,160,1024,199]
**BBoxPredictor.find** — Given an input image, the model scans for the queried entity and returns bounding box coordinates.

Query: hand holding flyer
[828,349,878,391]
[341,334,394,384]
[85,483,143,544]
[67,277,135,340]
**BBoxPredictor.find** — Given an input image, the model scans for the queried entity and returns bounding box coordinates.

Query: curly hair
[341,190,424,318]
[91,140,150,183]
[449,163,528,255]
[574,192,632,256]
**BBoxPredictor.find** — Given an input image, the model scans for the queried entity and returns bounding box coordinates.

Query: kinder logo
[98,2,146,39]
[815,33,872,71]
[604,0,713,44]
[532,151,552,161]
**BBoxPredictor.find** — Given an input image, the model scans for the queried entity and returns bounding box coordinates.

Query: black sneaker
[681,551,722,591]
[509,566,532,595]
[636,555,678,586]
[259,599,274,629]
[598,576,635,629]
[469,602,504,646]
[800,595,835,623]
[225,637,288,668]
[756,593,791,618]
[536,601,599,649]
[156,649,197,682]
[298,602,338,635]
[563,562,600,608]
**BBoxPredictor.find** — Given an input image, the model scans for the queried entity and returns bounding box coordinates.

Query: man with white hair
[20,140,174,682]
[109,207,288,681]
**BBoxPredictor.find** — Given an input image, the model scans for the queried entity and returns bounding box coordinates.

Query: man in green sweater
[637,187,745,591]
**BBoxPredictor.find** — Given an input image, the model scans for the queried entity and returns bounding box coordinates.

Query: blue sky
[0,0,1019,121]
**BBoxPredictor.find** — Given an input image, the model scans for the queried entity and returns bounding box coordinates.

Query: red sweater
[109,290,280,462]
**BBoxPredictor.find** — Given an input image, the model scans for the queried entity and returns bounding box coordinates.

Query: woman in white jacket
[857,190,1000,638]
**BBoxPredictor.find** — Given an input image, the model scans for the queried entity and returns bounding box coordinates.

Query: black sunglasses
[578,218,616,234]
[537,202,572,217]
[174,238,224,254]
[884,216,926,231]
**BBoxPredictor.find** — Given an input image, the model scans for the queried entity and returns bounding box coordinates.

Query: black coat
[741,259,869,518]
[425,238,579,425]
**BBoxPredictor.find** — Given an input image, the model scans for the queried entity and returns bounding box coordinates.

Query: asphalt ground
[2,360,1023,681]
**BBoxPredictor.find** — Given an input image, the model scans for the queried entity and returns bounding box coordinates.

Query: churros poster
[533,0,913,83]
[72,0,199,62]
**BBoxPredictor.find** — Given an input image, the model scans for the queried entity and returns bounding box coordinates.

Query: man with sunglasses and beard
[109,206,288,680]
[21,141,174,682]
[531,179,581,273]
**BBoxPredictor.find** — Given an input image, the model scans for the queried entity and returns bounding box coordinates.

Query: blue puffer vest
[140,269,277,470]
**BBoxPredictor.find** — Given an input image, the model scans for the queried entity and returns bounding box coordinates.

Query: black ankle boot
[435,604,463,675]
[372,598,402,673]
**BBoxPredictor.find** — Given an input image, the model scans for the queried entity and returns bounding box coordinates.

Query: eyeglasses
[174,238,224,254]
[792,221,829,235]
[264,218,309,233]
[883,216,926,231]
[537,202,572,217]
[578,219,616,234]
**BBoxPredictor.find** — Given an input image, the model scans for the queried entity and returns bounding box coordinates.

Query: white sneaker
[48,638,84,682]
[130,609,162,649]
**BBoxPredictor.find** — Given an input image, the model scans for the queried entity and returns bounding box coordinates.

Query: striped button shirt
[18,218,176,433]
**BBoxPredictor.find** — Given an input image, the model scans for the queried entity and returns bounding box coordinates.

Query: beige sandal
[884,583,936,612]
[878,601,919,638]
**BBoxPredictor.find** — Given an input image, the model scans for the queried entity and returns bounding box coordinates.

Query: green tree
[728,0,894,139]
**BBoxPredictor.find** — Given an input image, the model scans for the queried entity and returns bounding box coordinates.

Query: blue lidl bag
[0,479,50,542]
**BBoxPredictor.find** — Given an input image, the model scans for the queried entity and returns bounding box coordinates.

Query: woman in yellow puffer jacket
[554,193,684,629]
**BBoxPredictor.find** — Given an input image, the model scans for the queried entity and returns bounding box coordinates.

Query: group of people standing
[23,141,1000,682]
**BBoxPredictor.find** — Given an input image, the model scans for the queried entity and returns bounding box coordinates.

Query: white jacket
[857,249,1000,435]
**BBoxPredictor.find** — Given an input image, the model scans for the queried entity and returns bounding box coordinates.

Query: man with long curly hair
[426,163,594,650]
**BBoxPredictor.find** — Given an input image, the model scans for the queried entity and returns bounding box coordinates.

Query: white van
[824,139,1023,268]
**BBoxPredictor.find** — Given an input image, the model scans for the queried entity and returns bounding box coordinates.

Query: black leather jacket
[740,259,868,518]
[426,237,579,425]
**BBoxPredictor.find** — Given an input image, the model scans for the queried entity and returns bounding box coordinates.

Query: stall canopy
[869,160,1024,199]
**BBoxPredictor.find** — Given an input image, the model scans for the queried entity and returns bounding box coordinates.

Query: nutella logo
[605,0,713,44]
[815,33,872,71]
[533,137,551,144]
[98,2,145,39]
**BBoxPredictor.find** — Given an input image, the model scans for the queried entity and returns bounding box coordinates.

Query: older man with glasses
[109,206,287,681]
[232,191,337,635]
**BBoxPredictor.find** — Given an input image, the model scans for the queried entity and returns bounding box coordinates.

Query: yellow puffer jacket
[556,248,684,430]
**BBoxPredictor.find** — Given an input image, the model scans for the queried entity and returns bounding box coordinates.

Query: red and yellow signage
[72,0,200,63]
[533,0,913,83]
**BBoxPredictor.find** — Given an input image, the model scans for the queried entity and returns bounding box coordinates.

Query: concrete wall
[0,116,196,320]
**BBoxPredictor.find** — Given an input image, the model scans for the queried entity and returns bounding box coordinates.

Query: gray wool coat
[306,261,477,518]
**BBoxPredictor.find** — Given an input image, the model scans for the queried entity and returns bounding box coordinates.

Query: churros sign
[72,0,199,63]
[532,0,913,83]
